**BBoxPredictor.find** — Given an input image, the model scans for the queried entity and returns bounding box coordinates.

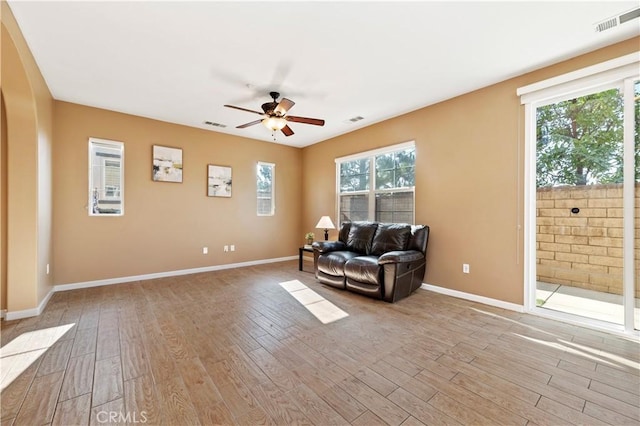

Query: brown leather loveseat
[312,221,429,303]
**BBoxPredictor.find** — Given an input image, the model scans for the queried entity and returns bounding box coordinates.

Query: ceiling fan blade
[286,115,325,126]
[224,104,264,116]
[236,119,263,129]
[274,98,295,115]
[281,125,294,137]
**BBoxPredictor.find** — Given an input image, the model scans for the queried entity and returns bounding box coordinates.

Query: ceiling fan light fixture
[263,116,287,131]
[225,93,323,137]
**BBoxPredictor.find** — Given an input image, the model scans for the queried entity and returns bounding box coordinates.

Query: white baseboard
[10,260,528,321]
[54,255,297,292]
[4,255,297,320]
[421,283,524,313]
[5,288,55,321]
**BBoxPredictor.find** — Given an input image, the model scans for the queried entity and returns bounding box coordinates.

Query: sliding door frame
[519,53,640,336]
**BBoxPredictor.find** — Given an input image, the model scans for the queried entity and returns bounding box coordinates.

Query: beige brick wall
[536,184,640,298]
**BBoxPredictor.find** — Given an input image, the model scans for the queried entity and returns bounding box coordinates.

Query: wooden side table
[299,246,314,271]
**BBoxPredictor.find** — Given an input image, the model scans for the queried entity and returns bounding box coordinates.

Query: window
[337,142,415,224]
[88,137,123,216]
[257,162,275,216]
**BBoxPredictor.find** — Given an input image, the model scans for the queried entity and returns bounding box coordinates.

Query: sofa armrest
[312,240,347,254]
[378,250,424,264]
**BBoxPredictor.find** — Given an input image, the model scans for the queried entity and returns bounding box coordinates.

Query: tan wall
[1,1,54,313]
[536,184,640,298]
[53,102,302,285]
[301,37,640,305]
[2,0,638,312]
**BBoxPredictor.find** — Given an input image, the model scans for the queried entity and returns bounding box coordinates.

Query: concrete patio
[537,281,640,326]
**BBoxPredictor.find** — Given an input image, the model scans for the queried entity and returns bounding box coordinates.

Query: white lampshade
[315,216,335,230]
[262,116,287,131]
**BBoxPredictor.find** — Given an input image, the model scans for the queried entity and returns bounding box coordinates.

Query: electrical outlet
[230,245,235,252]
[46,264,50,275]
[463,263,470,274]
[202,247,208,254]
[224,245,229,252]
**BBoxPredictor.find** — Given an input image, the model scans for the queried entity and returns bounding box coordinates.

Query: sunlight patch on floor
[469,307,561,338]
[280,280,349,324]
[560,339,639,370]
[514,333,620,367]
[0,323,75,391]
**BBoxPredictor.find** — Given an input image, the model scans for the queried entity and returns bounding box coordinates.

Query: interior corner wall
[301,36,640,306]
[1,93,7,312]
[2,0,54,315]
[37,96,53,304]
[52,101,302,285]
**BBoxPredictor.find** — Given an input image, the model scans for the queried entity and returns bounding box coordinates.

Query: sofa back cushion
[338,222,352,244]
[371,223,412,256]
[407,225,429,255]
[346,222,378,254]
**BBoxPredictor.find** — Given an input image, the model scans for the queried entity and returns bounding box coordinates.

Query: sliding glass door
[530,76,638,333]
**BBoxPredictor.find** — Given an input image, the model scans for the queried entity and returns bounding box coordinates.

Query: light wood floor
[1,260,639,425]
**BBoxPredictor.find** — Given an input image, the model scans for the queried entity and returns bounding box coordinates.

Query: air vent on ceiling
[347,116,364,123]
[204,121,227,128]
[595,7,640,32]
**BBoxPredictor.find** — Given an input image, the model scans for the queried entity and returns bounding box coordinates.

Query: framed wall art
[207,164,232,197]
[152,145,183,183]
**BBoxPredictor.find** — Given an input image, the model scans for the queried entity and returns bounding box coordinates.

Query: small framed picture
[207,164,232,197]
[152,145,183,183]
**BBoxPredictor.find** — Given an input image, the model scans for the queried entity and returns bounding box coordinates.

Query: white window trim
[257,161,275,216]
[517,52,639,104]
[518,52,639,337]
[88,137,124,216]
[334,140,416,163]
[335,141,416,224]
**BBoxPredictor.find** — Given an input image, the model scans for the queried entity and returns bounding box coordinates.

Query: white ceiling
[7,1,640,148]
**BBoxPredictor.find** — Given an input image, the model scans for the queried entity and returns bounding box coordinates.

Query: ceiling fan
[224,91,325,137]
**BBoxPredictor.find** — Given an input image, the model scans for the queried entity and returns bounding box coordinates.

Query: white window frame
[518,52,639,336]
[257,161,275,216]
[335,141,415,225]
[88,137,124,216]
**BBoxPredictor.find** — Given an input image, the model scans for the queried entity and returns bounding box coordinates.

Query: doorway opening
[520,55,639,335]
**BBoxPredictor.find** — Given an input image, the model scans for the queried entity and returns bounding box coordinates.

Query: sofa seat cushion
[344,256,381,285]
[346,278,382,298]
[317,271,348,289]
[317,251,359,277]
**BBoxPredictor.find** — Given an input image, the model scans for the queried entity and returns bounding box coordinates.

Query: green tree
[340,159,370,192]
[536,88,624,187]
[375,148,415,189]
[257,163,272,193]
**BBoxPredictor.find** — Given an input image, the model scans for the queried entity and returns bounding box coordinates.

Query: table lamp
[315,216,336,240]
